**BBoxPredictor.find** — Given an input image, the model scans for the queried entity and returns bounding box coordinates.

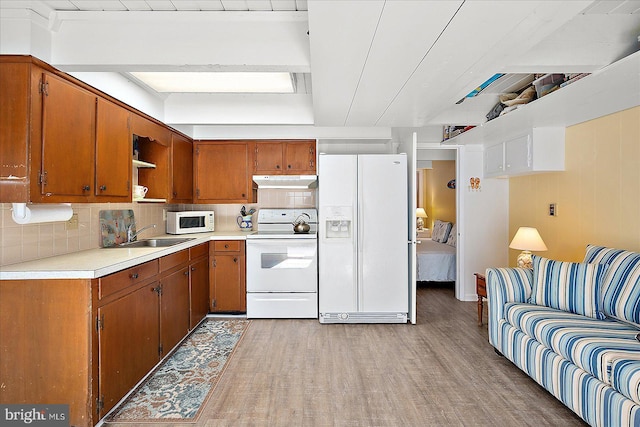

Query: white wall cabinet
[484,128,565,178]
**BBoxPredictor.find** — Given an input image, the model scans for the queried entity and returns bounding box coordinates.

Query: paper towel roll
[11,203,73,225]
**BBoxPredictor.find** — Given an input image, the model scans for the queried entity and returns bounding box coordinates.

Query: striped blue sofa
[487,245,640,427]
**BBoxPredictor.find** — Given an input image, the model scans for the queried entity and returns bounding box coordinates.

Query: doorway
[415,148,458,302]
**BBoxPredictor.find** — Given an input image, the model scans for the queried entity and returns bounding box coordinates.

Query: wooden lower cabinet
[97,281,160,415]
[160,266,190,355]
[210,240,246,313]
[189,256,210,328]
[0,279,93,427]
[0,246,212,426]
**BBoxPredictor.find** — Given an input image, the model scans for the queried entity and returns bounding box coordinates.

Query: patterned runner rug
[105,318,250,423]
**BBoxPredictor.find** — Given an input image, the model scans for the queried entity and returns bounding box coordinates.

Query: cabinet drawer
[190,243,208,260]
[214,240,242,252]
[99,260,158,300]
[160,249,189,272]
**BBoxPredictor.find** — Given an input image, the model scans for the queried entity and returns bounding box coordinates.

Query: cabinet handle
[241,193,246,198]
[287,164,292,169]
[99,185,107,191]
[233,257,238,263]
[82,185,90,191]
[173,191,177,197]
[224,244,229,248]
[130,273,139,279]
[276,165,280,169]
[184,271,189,276]
[191,267,196,271]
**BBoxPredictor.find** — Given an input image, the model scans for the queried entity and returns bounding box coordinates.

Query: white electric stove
[245,209,318,318]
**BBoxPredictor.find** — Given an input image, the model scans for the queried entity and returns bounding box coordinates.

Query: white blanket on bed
[416,239,456,281]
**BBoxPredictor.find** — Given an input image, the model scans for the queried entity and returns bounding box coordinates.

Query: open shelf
[442,51,640,146]
[133,198,166,203]
[132,159,156,168]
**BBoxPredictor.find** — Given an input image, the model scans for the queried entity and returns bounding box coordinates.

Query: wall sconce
[469,177,481,192]
[509,226,548,268]
[416,208,428,231]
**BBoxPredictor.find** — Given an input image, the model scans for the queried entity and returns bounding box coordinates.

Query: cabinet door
[254,142,283,174]
[194,141,251,203]
[285,141,316,174]
[484,143,505,177]
[189,256,209,329]
[211,247,246,312]
[0,62,30,202]
[170,133,193,203]
[504,134,531,175]
[95,97,131,199]
[160,267,190,355]
[40,72,96,199]
[98,282,160,417]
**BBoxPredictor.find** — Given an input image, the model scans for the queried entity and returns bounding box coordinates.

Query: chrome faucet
[128,224,156,242]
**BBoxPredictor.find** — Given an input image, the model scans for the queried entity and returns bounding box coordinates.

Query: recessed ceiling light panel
[130,71,295,93]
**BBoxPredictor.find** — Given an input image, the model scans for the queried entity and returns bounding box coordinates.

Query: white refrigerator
[318,154,409,323]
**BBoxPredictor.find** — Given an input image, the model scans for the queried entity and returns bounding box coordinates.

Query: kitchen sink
[106,238,196,248]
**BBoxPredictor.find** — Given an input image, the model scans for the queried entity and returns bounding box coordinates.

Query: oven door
[246,238,317,292]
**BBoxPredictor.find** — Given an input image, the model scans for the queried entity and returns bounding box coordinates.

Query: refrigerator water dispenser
[326,220,351,238]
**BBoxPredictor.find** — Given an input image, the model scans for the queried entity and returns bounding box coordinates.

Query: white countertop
[0,231,253,280]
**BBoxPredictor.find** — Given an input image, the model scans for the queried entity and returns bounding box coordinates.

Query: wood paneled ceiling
[1,0,639,133]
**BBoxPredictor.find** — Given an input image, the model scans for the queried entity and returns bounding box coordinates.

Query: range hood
[252,175,317,189]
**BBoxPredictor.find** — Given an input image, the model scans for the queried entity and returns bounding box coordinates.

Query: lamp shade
[509,227,548,251]
[416,208,428,218]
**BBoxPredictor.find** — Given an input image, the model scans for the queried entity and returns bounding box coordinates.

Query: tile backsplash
[0,188,315,266]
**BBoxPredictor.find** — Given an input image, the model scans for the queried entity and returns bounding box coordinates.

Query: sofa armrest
[486,267,533,348]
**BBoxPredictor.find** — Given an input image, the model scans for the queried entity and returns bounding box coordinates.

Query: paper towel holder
[11,203,73,225]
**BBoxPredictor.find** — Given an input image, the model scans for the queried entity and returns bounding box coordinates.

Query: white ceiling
[1,0,639,137]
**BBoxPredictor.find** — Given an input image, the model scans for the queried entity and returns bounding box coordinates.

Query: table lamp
[416,208,428,231]
[509,226,548,268]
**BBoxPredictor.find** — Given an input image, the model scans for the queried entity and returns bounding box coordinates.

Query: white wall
[458,145,509,300]
[69,72,166,121]
[0,10,51,60]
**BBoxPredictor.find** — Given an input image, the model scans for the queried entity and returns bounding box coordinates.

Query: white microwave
[166,211,214,234]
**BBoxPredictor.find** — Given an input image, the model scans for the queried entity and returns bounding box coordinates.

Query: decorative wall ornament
[469,177,481,192]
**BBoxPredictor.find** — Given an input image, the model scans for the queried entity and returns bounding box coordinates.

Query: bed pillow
[530,255,608,319]
[431,220,452,243]
[445,224,457,247]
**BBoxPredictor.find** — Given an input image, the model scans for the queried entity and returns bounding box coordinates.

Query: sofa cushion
[531,255,608,319]
[610,358,640,405]
[583,245,640,328]
[505,303,640,384]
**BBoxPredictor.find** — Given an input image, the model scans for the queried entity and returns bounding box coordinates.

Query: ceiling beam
[48,10,310,72]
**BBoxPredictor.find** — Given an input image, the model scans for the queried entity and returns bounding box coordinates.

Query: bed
[416,220,456,282]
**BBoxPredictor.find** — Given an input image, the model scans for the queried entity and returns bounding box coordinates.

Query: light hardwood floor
[113,283,587,426]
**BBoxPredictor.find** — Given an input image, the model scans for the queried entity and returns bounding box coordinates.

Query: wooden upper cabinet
[40,72,96,200]
[0,56,157,204]
[95,98,131,200]
[285,141,316,174]
[131,113,170,146]
[133,114,171,201]
[194,141,254,204]
[253,140,316,175]
[0,61,31,202]
[254,141,284,174]
[169,133,193,203]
